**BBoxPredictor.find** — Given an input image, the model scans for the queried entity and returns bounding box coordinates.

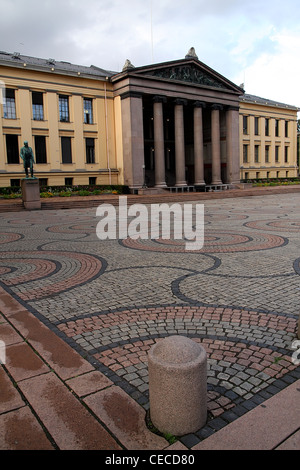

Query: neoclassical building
[239,94,299,180]
[0,48,298,190]
[112,49,243,190]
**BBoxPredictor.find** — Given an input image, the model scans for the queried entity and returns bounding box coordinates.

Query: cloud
[238,30,300,106]
[0,0,299,107]
[0,0,94,61]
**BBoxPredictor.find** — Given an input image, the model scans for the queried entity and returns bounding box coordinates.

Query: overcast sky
[0,0,299,108]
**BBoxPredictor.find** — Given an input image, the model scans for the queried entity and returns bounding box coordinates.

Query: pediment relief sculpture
[145,64,231,90]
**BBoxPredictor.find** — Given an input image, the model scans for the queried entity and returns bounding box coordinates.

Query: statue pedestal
[21,178,41,210]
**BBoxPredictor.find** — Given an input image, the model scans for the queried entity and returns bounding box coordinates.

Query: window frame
[265,118,269,136]
[32,91,44,121]
[254,117,259,136]
[265,145,270,163]
[243,115,248,135]
[65,177,73,186]
[59,94,70,122]
[83,98,93,124]
[275,145,280,163]
[34,135,47,164]
[284,146,289,163]
[6,134,19,164]
[285,121,289,138]
[61,136,72,163]
[254,144,259,163]
[85,137,95,164]
[3,88,17,119]
[243,144,248,163]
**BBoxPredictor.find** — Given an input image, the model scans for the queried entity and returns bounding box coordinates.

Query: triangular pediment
[120,58,242,93]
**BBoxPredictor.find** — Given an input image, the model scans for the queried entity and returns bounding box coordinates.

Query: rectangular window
[89,177,96,185]
[285,146,289,163]
[265,145,270,163]
[84,98,93,124]
[6,135,19,163]
[10,179,20,187]
[275,119,279,137]
[86,138,95,163]
[285,121,289,137]
[254,117,259,135]
[254,145,259,163]
[243,144,248,163]
[39,178,48,186]
[265,118,269,136]
[32,92,44,121]
[61,137,72,163]
[65,177,73,186]
[59,95,69,122]
[3,89,16,119]
[275,145,279,163]
[243,116,248,135]
[34,136,47,163]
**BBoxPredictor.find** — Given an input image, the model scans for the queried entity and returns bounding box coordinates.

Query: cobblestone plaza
[0,192,299,443]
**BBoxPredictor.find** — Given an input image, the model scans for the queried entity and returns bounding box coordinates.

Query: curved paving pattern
[293,258,300,275]
[57,304,297,420]
[0,193,299,446]
[244,219,300,233]
[0,232,23,244]
[0,251,106,300]
[121,230,287,253]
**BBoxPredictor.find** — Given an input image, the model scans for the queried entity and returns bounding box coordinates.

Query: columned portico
[174,99,187,187]
[142,97,239,189]
[112,50,243,192]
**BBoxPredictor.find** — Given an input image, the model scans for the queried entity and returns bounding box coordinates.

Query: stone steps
[0,200,24,212]
[1,185,300,213]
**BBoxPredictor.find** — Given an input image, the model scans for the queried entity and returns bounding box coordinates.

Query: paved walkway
[0,188,299,451]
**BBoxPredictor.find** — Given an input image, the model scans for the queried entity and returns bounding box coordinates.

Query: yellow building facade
[0,52,120,188]
[239,94,299,180]
[0,51,299,189]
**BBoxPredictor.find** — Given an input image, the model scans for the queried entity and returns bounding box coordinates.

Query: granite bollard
[148,335,207,436]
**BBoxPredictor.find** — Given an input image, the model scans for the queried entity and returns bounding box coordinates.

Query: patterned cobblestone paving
[0,193,299,446]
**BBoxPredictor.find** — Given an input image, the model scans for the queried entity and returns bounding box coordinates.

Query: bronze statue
[20,141,35,178]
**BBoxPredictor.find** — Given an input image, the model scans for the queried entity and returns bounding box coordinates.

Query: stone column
[120,91,145,191]
[211,104,223,185]
[193,101,205,186]
[153,96,167,188]
[174,99,187,187]
[226,106,240,184]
